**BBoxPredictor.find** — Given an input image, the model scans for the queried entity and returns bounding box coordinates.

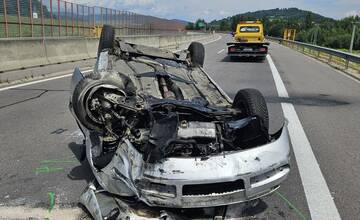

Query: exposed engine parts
[77,75,268,165]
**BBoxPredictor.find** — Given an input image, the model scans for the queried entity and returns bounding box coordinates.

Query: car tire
[97,25,115,57]
[258,56,266,62]
[72,78,127,131]
[232,88,269,134]
[188,42,205,67]
[72,72,137,132]
[72,78,102,131]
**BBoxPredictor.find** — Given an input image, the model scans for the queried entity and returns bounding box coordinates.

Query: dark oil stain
[278,210,286,218]
[8,174,17,179]
[22,177,35,183]
[51,128,68,134]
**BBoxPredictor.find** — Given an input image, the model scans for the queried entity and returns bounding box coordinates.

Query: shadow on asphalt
[67,142,94,182]
[221,56,266,63]
[161,199,268,219]
[225,92,350,107]
[266,94,350,107]
[239,200,268,217]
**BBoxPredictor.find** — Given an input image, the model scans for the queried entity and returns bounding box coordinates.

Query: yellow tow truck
[227,21,269,59]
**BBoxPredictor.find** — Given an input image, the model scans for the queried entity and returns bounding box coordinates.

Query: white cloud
[148,4,171,16]
[121,0,155,6]
[68,0,155,7]
[202,10,211,15]
[345,10,359,17]
[219,10,229,16]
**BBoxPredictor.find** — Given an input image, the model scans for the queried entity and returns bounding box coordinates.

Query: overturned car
[69,26,291,219]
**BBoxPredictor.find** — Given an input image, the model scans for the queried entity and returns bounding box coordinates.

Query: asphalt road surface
[0,34,359,220]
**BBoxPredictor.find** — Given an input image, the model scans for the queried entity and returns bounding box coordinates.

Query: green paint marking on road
[275,191,309,220]
[47,192,55,212]
[40,159,77,164]
[35,166,64,174]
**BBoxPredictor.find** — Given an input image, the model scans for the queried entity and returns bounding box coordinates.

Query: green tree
[195,19,206,30]
[186,22,195,30]
[305,12,313,29]
[219,20,230,31]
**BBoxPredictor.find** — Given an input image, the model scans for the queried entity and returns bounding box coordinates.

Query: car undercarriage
[69,26,291,220]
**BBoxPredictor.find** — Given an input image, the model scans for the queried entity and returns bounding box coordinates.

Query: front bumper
[139,126,291,208]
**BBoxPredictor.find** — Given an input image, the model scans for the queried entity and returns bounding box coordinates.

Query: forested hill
[209,8,333,33]
[208,8,360,50]
[229,8,330,22]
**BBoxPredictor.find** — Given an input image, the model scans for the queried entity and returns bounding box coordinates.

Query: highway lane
[0,34,359,219]
[269,42,360,220]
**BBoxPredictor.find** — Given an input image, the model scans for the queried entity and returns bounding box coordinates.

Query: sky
[72,0,360,22]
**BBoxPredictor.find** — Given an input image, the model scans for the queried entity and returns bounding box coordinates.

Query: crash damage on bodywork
[69,32,290,219]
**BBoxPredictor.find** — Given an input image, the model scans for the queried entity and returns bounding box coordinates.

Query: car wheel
[72,77,129,132]
[232,88,269,134]
[188,42,205,67]
[258,56,266,62]
[72,78,102,131]
[97,25,115,57]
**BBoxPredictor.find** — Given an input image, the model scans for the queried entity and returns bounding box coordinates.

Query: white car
[69,25,291,220]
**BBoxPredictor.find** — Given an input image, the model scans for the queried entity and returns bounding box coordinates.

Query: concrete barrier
[46,38,89,64]
[121,35,161,48]
[0,33,213,72]
[85,38,100,58]
[0,38,48,72]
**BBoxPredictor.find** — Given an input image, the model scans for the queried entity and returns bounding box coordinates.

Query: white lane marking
[217,49,225,54]
[203,34,222,45]
[0,69,93,92]
[173,34,223,53]
[267,55,341,220]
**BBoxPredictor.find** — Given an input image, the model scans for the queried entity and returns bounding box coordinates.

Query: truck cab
[227,21,269,60]
[234,21,264,43]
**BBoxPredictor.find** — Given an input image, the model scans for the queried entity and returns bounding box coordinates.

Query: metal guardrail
[267,36,360,72]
